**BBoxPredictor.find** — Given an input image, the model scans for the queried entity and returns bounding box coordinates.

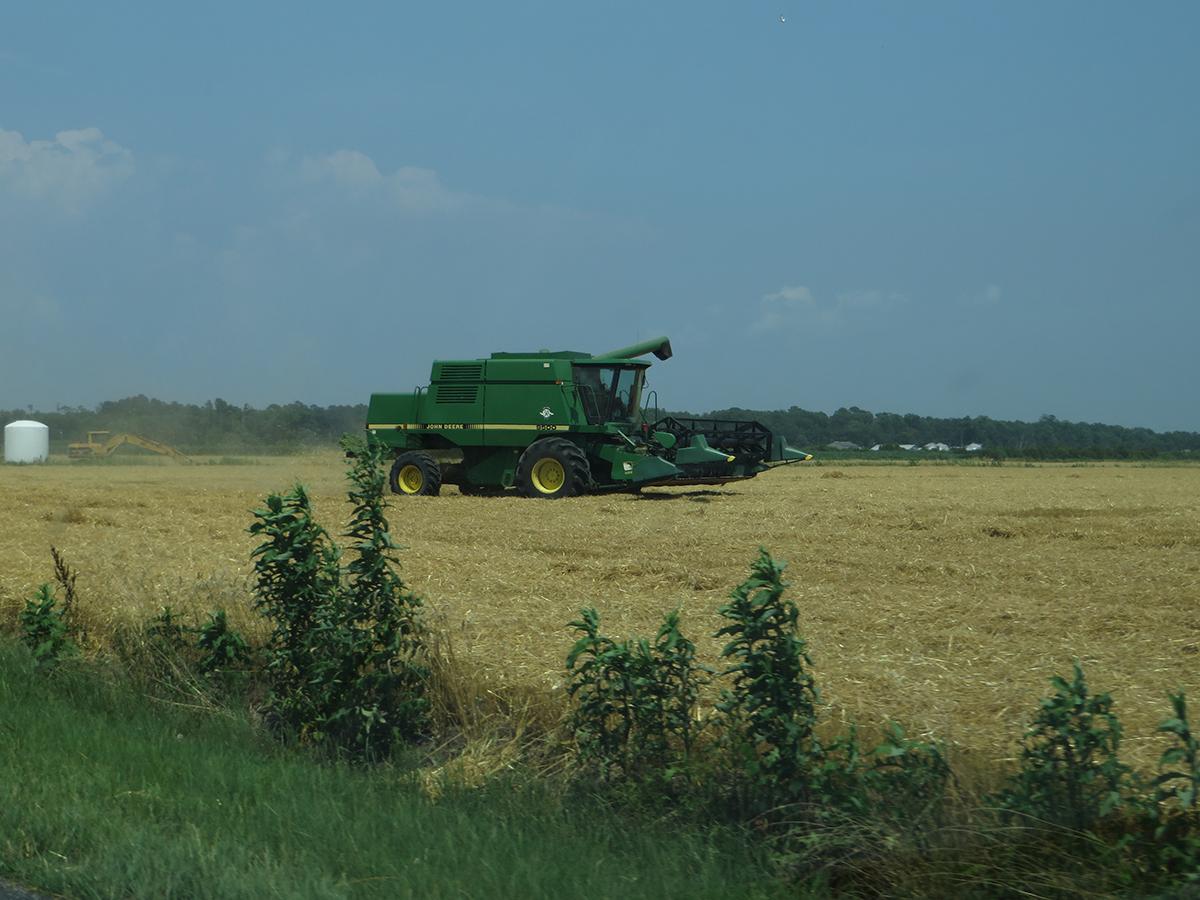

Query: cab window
[573,365,643,425]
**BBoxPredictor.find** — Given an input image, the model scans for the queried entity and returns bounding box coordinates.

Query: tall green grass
[0,641,779,900]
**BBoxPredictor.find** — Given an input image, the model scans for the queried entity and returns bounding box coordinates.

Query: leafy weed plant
[995,661,1130,833]
[249,436,428,759]
[1148,691,1200,878]
[714,549,822,806]
[1156,691,1200,814]
[19,547,81,668]
[195,608,252,678]
[20,584,75,668]
[566,607,709,781]
[565,547,955,889]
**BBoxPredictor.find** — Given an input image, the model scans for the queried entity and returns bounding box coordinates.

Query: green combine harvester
[365,336,811,498]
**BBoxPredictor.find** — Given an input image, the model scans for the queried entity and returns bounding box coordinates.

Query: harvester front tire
[389,452,442,496]
[515,438,590,499]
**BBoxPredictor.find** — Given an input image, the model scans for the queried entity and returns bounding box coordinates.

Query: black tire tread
[514,438,590,499]
[389,451,442,496]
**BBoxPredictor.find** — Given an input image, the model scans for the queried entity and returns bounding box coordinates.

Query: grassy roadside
[0,641,779,900]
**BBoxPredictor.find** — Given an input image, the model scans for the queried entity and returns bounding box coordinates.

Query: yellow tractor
[68,432,192,464]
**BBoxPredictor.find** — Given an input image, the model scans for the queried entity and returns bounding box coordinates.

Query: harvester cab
[365,336,810,498]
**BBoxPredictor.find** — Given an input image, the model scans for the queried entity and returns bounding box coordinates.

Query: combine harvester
[365,336,810,498]
[68,432,192,464]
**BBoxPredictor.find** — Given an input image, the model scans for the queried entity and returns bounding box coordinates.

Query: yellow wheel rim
[530,458,566,494]
[397,464,424,494]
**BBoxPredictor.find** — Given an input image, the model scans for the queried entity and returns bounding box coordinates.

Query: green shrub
[195,608,251,677]
[333,436,429,742]
[565,552,953,829]
[995,661,1129,832]
[20,584,75,667]
[561,549,960,894]
[249,482,341,735]
[813,722,950,830]
[248,436,428,759]
[19,547,81,668]
[1156,691,1200,815]
[566,607,708,779]
[714,549,822,803]
[1149,691,1200,876]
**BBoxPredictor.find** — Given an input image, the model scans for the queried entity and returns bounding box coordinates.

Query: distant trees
[678,406,1198,455]
[1,396,368,455]
[4,395,1196,457]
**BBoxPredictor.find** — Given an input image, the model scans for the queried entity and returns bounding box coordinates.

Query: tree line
[3,396,367,455]
[677,406,1199,455]
[3,395,1197,456]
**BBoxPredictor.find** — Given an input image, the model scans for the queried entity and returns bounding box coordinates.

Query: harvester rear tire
[515,438,590,499]
[389,452,442,496]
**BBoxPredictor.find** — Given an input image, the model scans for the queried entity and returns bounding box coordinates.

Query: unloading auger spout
[593,337,673,361]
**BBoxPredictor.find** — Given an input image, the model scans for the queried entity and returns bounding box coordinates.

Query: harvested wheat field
[2,455,1198,772]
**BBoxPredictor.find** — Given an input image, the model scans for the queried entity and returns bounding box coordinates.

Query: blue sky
[2,2,1197,432]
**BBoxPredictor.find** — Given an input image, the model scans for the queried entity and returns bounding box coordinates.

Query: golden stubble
[2,456,1198,771]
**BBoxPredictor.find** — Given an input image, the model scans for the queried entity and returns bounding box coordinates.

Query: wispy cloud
[0,125,133,215]
[227,145,649,283]
[751,285,821,333]
[750,285,905,334]
[275,148,472,215]
[963,283,1002,305]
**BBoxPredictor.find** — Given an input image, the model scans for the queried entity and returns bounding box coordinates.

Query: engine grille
[434,385,479,404]
[438,364,484,381]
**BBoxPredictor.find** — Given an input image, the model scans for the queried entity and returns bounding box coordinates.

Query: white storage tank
[5,420,51,463]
